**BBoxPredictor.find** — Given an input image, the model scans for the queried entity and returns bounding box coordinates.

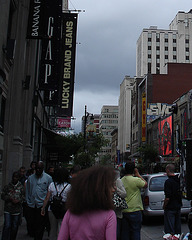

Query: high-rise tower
[136,10,192,77]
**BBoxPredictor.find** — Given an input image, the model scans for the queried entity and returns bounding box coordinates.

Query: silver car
[141,173,191,217]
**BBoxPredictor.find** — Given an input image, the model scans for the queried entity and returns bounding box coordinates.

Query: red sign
[57,118,71,128]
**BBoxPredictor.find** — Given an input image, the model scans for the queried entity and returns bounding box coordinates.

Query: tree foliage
[138,144,158,164]
[49,132,107,168]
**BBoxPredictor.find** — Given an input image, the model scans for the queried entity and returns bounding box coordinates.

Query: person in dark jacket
[163,164,182,235]
[1,171,25,240]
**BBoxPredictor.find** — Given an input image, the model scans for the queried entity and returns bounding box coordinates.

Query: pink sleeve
[105,211,117,240]
[57,210,70,240]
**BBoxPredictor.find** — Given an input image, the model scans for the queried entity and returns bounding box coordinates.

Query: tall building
[99,105,118,158]
[136,10,192,77]
[118,76,134,161]
[0,0,77,216]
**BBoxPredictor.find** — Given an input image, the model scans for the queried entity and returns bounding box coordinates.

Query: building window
[148,54,151,59]
[165,46,168,51]
[173,47,177,51]
[165,55,168,59]
[165,38,168,42]
[156,55,160,59]
[186,47,189,52]
[173,39,176,43]
[186,39,189,44]
[148,62,151,73]
[148,38,151,42]
[148,46,151,50]
[173,55,177,60]
[186,56,189,61]
[156,46,160,50]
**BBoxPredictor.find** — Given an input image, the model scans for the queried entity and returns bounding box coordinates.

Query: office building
[99,105,118,159]
[136,10,192,77]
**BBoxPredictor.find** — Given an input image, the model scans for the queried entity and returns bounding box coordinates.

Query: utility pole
[84,105,87,140]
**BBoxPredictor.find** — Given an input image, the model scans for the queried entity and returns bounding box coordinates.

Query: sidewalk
[0,213,170,240]
[0,215,49,240]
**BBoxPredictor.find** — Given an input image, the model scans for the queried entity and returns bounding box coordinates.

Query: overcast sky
[68,0,192,133]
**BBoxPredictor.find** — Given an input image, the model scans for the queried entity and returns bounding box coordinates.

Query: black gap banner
[38,0,62,92]
[57,13,78,117]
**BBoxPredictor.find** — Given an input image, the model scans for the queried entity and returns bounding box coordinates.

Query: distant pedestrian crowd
[1,161,191,240]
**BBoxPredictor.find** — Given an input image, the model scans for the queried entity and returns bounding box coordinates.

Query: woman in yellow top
[121,162,147,240]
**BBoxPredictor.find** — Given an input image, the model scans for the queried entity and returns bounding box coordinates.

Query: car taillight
[144,196,149,206]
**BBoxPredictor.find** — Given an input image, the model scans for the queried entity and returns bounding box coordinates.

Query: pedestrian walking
[121,161,147,240]
[41,167,71,240]
[25,161,52,240]
[163,164,182,235]
[1,171,25,240]
[58,165,117,240]
[114,169,127,240]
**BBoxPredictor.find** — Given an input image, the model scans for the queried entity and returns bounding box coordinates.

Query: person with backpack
[41,167,71,240]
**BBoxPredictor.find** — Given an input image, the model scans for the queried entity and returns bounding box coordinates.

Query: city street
[141,217,189,240]
[0,215,190,240]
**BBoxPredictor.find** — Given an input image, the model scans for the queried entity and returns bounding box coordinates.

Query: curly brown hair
[66,165,115,214]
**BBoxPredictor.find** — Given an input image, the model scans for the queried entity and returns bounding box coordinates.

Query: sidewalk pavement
[0,213,163,240]
[0,214,49,240]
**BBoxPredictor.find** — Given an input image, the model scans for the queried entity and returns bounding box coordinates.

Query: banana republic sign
[27,0,62,39]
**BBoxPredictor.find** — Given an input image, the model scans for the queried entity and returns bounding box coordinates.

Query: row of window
[148,38,177,43]
[103,109,118,113]
[101,126,116,130]
[148,54,177,59]
[148,55,190,62]
[101,114,118,118]
[100,120,118,124]
[148,46,182,51]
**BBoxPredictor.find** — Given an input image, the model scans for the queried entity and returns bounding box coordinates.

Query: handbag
[112,192,128,210]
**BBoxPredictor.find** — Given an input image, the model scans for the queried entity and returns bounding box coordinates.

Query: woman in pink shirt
[58,165,117,240]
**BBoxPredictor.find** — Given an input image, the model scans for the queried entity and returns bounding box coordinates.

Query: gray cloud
[69,0,192,132]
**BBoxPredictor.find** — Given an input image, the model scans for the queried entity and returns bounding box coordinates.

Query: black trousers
[27,206,46,240]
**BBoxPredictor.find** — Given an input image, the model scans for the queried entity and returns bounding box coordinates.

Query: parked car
[141,173,191,218]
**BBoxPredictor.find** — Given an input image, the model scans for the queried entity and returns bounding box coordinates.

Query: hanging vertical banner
[38,0,62,90]
[142,92,146,142]
[158,115,172,156]
[27,0,62,39]
[27,0,46,39]
[57,13,78,117]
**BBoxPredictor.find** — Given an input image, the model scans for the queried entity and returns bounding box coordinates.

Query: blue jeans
[1,212,20,240]
[164,209,181,234]
[121,211,142,240]
[117,217,123,240]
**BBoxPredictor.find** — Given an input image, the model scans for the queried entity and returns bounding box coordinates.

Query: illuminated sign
[57,118,71,128]
[158,115,172,156]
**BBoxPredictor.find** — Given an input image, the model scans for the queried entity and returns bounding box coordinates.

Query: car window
[149,176,168,191]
